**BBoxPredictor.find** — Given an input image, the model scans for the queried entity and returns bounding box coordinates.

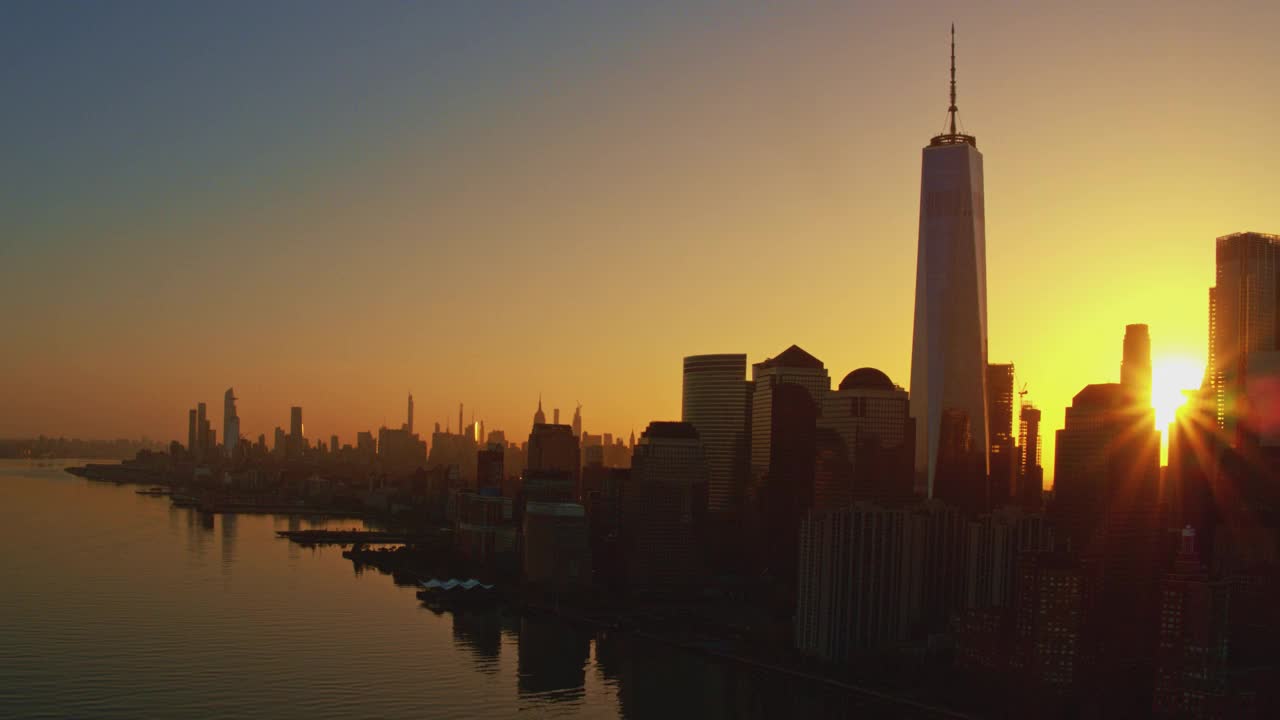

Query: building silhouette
[223,388,239,457]
[910,28,990,497]
[749,345,830,484]
[1017,403,1044,508]
[1209,232,1279,437]
[682,353,750,515]
[289,406,303,456]
[818,367,914,503]
[622,421,709,590]
[986,364,1016,507]
[1121,324,1153,408]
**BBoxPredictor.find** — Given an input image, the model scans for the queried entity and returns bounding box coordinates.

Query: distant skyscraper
[749,345,830,483]
[571,404,582,440]
[1121,324,1153,409]
[223,388,240,456]
[407,393,414,435]
[1018,403,1044,507]
[909,28,990,497]
[1209,231,1279,436]
[330,434,339,455]
[986,363,1016,506]
[187,408,198,454]
[527,423,580,489]
[682,353,749,514]
[196,402,209,458]
[533,396,546,427]
[289,406,303,456]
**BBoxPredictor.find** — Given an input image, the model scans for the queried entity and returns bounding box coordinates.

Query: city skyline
[5,3,1280,486]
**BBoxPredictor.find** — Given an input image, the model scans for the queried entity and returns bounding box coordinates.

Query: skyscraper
[818,367,913,502]
[571,404,582,440]
[1209,232,1279,436]
[623,421,709,589]
[1121,324,1153,408]
[1018,403,1044,507]
[681,353,749,514]
[909,27,990,498]
[196,402,209,458]
[289,406,303,456]
[987,364,1016,507]
[532,396,546,427]
[407,393,414,435]
[223,388,239,456]
[187,408,198,454]
[749,345,830,482]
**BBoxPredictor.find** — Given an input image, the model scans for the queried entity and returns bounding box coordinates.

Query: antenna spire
[948,24,958,135]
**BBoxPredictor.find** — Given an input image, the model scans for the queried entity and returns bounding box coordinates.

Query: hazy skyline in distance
[4,1,1279,484]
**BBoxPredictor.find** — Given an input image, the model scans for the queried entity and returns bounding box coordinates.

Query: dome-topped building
[838,368,897,392]
[818,367,913,502]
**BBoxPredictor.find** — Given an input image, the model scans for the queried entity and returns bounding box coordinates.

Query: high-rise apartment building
[909,29,990,498]
[682,354,750,514]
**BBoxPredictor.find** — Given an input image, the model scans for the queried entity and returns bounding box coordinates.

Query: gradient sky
[4,1,1279,484]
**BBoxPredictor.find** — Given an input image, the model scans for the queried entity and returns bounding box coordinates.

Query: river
[0,460,938,719]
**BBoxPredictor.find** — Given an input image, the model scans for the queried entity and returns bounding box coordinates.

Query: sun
[1151,356,1205,429]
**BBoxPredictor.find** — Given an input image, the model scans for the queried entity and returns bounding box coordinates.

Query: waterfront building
[455,491,516,570]
[681,353,749,514]
[223,388,240,457]
[795,502,915,660]
[818,367,913,503]
[909,28,990,497]
[622,422,709,590]
[522,501,590,589]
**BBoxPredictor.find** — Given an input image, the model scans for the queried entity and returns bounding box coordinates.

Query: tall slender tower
[223,388,239,456]
[910,26,990,498]
[407,393,414,435]
[1121,324,1153,410]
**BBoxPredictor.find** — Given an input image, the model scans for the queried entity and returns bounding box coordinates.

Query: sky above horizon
[4,1,1279,484]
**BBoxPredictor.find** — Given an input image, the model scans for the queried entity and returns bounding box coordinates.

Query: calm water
[0,461,931,719]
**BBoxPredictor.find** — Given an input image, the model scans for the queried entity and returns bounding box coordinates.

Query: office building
[289,406,303,456]
[819,367,913,502]
[187,409,198,454]
[1121,324,1153,408]
[622,422,709,590]
[909,28,990,496]
[522,501,590,589]
[1209,232,1279,436]
[749,345,830,482]
[527,423,580,489]
[682,353,750,514]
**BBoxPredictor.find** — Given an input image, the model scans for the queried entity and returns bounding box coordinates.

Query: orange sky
[4,2,1278,485]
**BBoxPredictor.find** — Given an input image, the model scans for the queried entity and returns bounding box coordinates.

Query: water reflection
[449,609,502,674]
[516,617,591,701]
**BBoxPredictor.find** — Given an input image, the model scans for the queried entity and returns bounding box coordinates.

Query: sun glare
[1152,356,1204,429]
